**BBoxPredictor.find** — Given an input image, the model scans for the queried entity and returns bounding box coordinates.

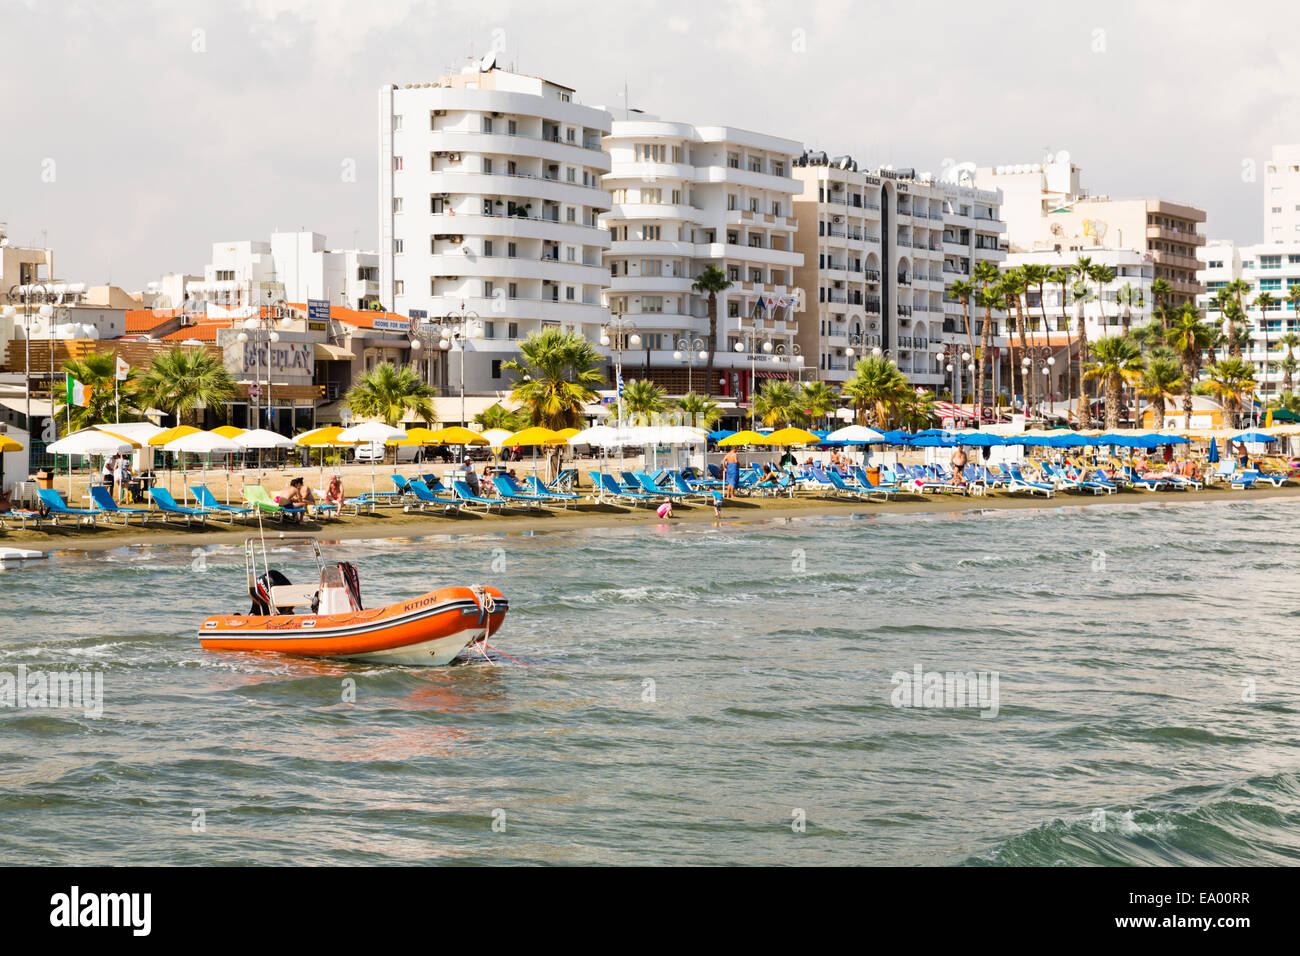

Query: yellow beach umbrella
[149,425,200,446]
[0,435,23,453]
[426,426,489,446]
[295,426,346,446]
[763,427,820,446]
[387,426,442,446]
[555,427,580,440]
[717,430,767,447]
[503,426,568,446]
[211,425,246,439]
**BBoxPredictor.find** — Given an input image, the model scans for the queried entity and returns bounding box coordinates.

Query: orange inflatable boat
[198,536,508,666]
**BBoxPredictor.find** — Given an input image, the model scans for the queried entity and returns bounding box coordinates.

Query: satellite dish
[480,51,497,72]
[1055,150,1070,166]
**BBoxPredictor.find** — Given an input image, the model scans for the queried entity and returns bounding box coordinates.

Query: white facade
[793,156,1007,402]
[1198,238,1300,401]
[377,66,612,394]
[1263,145,1300,243]
[187,240,286,317]
[1003,248,1156,340]
[602,115,804,397]
[270,232,380,310]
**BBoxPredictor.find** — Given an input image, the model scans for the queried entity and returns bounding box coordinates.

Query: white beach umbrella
[164,431,241,504]
[46,429,137,497]
[336,421,408,498]
[480,428,514,447]
[826,425,888,443]
[234,428,296,450]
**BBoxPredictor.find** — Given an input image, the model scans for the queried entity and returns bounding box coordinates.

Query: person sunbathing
[324,475,344,507]
[277,478,315,519]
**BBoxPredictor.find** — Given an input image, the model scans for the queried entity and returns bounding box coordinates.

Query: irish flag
[66,376,92,407]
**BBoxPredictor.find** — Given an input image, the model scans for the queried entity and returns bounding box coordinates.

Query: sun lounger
[0,508,47,530]
[1243,469,1287,488]
[242,485,306,521]
[1004,465,1055,498]
[667,472,715,500]
[1120,466,1169,491]
[191,485,255,519]
[904,465,956,494]
[452,479,510,511]
[854,467,899,500]
[591,471,657,505]
[36,489,99,526]
[526,476,583,502]
[406,479,463,512]
[149,486,218,525]
[634,472,693,500]
[491,475,554,507]
[90,485,153,524]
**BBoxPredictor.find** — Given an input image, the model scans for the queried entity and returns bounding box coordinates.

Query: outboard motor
[250,569,293,615]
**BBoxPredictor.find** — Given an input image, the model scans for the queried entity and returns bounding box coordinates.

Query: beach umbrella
[338,422,408,498]
[148,425,200,446]
[501,426,569,479]
[296,426,348,494]
[826,425,888,443]
[479,428,514,447]
[47,429,137,497]
[1207,437,1219,464]
[211,425,246,439]
[387,426,443,446]
[717,430,767,447]
[426,426,489,446]
[761,427,821,446]
[233,428,297,497]
[1234,431,1277,444]
[164,430,241,504]
[556,427,580,440]
[0,434,22,492]
[708,429,737,443]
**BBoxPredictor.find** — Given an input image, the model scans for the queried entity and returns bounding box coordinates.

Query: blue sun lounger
[634,472,692,500]
[406,479,463,512]
[526,476,582,502]
[148,486,219,525]
[37,488,99,526]
[1004,465,1056,497]
[491,475,554,507]
[191,485,256,518]
[452,479,508,511]
[855,467,899,500]
[592,471,657,505]
[90,484,153,524]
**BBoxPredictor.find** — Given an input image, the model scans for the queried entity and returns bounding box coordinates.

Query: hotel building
[1263,144,1300,243]
[600,114,804,400]
[377,63,613,395]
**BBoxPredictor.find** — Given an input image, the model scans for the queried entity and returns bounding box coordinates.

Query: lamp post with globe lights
[235,299,293,430]
[672,334,707,395]
[4,283,55,440]
[410,301,481,427]
[600,314,640,427]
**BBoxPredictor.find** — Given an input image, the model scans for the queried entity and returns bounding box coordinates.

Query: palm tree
[797,380,838,428]
[691,265,732,399]
[841,356,909,427]
[897,388,938,431]
[1071,258,1095,427]
[135,347,238,427]
[343,362,436,427]
[1277,330,1300,392]
[675,390,722,429]
[1254,291,1276,409]
[503,327,604,429]
[973,260,1002,424]
[752,380,806,428]
[473,402,528,433]
[1268,391,1300,416]
[1165,304,1214,427]
[1224,278,1251,356]
[1135,355,1184,430]
[1150,278,1172,314]
[1022,262,1052,409]
[1002,269,1032,414]
[1089,264,1117,333]
[53,350,138,434]
[949,278,978,358]
[1083,335,1144,428]
[618,378,668,424]
[1203,357,1257,427]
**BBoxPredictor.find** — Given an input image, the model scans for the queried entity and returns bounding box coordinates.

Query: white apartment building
[1003,248,1156,340]
[1198,238,1300,403]
[377,63,613,395]
[792,156,1007,408]
[269,231,380,310]
[602,114,804,399]
[187,239,286,317]
[1263,145,1300,243]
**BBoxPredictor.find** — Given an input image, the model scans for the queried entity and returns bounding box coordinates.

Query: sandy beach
[6,480,1299,552]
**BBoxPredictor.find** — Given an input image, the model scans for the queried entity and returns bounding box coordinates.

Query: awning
[314,343,354,361]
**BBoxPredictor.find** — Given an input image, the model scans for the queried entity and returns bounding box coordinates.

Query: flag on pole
[66,377,92,407]
[115,356,130,381]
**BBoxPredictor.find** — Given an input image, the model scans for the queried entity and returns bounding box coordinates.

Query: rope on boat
[482,641,529,668]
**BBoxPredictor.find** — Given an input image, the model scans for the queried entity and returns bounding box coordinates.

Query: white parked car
[353,441,421,464]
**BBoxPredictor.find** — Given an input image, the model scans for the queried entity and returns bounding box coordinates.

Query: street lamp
[412,301,481,427]
[600,313,640,427]
[672,334,707,394]
[235,300,291,429]
[5,283,55,441]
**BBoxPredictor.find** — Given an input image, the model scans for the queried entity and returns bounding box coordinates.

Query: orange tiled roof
[124,309,181,333]
[158,321,231,342]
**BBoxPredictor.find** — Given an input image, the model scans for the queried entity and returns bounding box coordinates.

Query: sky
[3,0,1299,291]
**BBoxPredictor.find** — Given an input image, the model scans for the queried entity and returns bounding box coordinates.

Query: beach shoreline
[6,482,1299,553]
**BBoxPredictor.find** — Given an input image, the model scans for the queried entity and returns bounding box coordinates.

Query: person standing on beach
[113,453,130,503]
[950,445,968,488]
[102,456,116,500]
[722,448,740,498]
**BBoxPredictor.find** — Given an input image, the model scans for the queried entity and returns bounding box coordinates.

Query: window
[393,238,404,254]
[507,242,517,258]
[612,188,627,203]
[771,160,785,177]
[566,247,575,262]
[643,225,661,240]
[566,207,576,222]
[642,260,663,277]
[394,280,404,294]
[635,143,667,162]
[727,194,738,211]
[610,260,627,276]
[508,322,518,337]
[482,158,492,174]
[392,114,403,131]
[727,151,740,169]
[1261,255,1282,269]
[672,146,683,163]
[671,189,681,205]
[566,287,575,300]
[483,240,494,257]
[610,225,629,241]
[491,359,502,379]
[566,167,575,182]
[566,128,575,142]
[484,281,495,297]
[749,197,759,212]
[484,321,495,338]
[393,156,403,171]
[641,188,662,204]
[641,296,663,313]
[482,116,493,133]
[749,156,762,172]
[392,197,403,213]
[508,119,517,135]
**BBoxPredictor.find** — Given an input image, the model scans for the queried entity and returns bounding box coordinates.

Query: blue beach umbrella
[1207,437,1219,463]
[953,432,1005,447]
[1235,431,1277,444]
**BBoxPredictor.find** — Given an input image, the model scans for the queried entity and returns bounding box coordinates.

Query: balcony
[1147,224,1206,246]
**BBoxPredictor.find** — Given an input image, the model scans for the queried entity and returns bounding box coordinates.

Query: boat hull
[198,585,507,666]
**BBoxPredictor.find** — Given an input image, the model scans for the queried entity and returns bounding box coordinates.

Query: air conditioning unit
[448,153,461,162]
[834,216,843,224]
